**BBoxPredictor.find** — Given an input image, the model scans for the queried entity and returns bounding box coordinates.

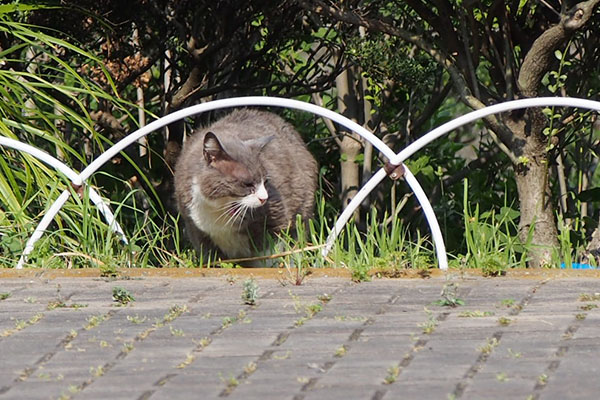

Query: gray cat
[174,109,318,262]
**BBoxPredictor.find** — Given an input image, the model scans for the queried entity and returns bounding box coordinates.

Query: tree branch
[518,0,600,97]
[299,0,521,163]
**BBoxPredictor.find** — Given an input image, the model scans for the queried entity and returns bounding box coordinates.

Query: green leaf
[577,188,600,203]
[554,49,563,60]
[499,206,520,222]
[0,4,58,15]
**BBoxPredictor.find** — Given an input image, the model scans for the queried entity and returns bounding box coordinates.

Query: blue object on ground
[560,263,596,269]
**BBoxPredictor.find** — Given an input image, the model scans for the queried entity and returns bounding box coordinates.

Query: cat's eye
[243,181,255,189]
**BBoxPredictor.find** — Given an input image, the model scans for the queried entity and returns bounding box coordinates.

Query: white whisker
[216,201,240,224]
[237,204,249,229]
[225,201,247,227]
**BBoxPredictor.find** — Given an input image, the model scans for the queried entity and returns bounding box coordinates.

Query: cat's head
[198,131,272,219]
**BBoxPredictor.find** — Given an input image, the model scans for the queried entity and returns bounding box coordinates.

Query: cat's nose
[257,193,268,205]
[256,182,268,205]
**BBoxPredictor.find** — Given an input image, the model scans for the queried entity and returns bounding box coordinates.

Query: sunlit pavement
[1,269,599,399]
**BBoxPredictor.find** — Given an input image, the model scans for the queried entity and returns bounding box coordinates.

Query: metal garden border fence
[4,96,600,270]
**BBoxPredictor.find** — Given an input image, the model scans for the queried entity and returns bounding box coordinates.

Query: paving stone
[1,274,600,399]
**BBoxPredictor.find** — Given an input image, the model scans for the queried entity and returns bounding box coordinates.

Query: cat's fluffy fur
[174,109,318,260]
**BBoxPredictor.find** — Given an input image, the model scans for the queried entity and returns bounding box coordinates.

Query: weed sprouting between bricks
[112,287,135,305]
[241,277,259,305]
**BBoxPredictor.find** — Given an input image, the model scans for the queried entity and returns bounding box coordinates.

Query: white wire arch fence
[3,96,600,270]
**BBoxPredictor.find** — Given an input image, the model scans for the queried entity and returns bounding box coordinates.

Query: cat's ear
[203,132,230,164]
[244,135,274,152]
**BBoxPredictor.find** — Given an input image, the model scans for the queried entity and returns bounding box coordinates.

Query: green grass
[328,208,435,281]
[460,178,529,275]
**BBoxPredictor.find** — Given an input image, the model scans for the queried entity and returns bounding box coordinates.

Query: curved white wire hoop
[323,97,600,267]
[0,137,128,269]
[10,97,439,269]
[6,96,600,270]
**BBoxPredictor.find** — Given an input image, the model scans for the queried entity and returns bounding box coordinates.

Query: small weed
[47,300,87,310]
[334,345,348,358]
[220,262,242,269]
[14,320,28,330]
[578,293,600,302]
[221,309,249,329]
[498,317,512,326]
[112,287,134,305]
[220,373,239,392]
[241,277,259,305]
[0,292,11,300]
[481,256,507,277]
[458,310,494,318]
[350,263,371,283]
[1,313,44,337]
[294,316,307,327]
[575,313,587,320]
[221,317,237,329]
[89,365,105,377]
[478,337,500,355]
[99,262,118,278]
[334,315,368,322]
[176,353,195,369]
[99,340,110,348]
[538,373,548,385]
[418,308,438,334]
[289,291,325,326]
[152,319,164,329]
[164,305,188,322]
[169,325,185,337]
[507,348,522,358]
[383,364,400,384]
[68,384,80,394]
[318,293,332,303]
[500,298,515,307]
[306,303,323,316]
[433,282,464,307]
[37,371,52,381]
[121,342,134,353]
[496,372,509,382]
[562,330,575,340]
[198,337,212,348]
[511,303,523,312]
[579,304,598,311]
[47,300,67,310]
[272,351,291,360]
[85,314,107,330]
[290,291,303,313]
[24,296,36,303]
[127,314,148,324]
[243,362,257,374]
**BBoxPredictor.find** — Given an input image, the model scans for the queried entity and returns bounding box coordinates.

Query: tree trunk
[506,0,600,267]
[336,67,362,221]
[505,112,558,267]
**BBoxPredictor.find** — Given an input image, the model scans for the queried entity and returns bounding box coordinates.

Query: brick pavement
[1,270,599,399]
